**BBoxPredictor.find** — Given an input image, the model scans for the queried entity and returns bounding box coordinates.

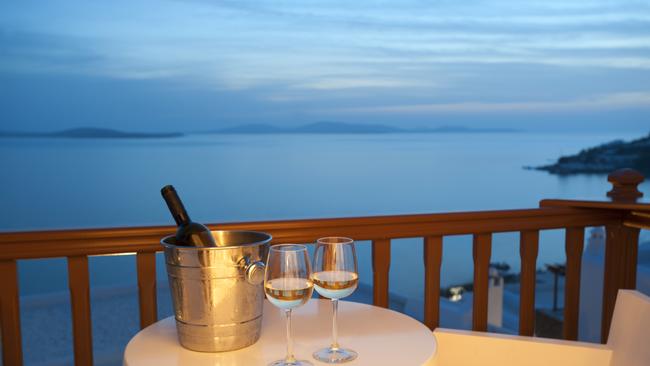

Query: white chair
[431,290,650,366]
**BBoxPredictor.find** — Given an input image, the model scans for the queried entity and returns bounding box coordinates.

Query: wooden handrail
[0,207,621,259]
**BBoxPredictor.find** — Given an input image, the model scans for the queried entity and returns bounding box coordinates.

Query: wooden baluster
[601,169,643,343]
[563,226,584,340]
[68,256,93,366]
[423,236,443,330]
[372,239,391,308]
[136,251,158,329]
[0,260,23,366]
[602,222,639,343]
[472,233,492,331]
[519,230,539,336]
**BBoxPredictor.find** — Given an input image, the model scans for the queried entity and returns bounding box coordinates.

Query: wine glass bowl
[311,237,359,363]
[264,244,314,366]
[312,237,359,300]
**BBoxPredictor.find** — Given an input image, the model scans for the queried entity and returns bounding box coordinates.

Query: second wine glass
[311,237,359,363]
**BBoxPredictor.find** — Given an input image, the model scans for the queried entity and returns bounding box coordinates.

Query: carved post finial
[607,168,644,202]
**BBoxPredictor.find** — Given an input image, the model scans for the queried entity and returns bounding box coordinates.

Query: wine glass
[311,237,359,363]
[265,244,314,366]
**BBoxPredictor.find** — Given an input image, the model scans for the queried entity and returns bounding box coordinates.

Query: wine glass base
[268,359,313,366]
[313,347,358,364]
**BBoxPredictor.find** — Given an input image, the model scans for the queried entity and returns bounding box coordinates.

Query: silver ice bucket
[161,230,271,352]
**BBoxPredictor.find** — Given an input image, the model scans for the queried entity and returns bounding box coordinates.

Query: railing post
[136,251,158,329]
[472,233,492,332]
[606,168,644,202]
[0,260,23,366]
[601,169,644,343]
[423,236,443,330]
[68,255,93,366]
[563,227,585,340]
[519,230,539,336]
[372,239,391,308]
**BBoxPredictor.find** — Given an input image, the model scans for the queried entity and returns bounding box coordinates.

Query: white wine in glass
[311,270,358,299]
[265,244,314,366]
[311,237,359,364]
[265,277,314,309]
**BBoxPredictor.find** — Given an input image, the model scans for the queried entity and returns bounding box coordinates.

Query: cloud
[1,0,649,128]
[294,78,425,90]
[3,0,650,84]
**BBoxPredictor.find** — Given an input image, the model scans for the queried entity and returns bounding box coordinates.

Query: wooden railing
[0,169,648,366]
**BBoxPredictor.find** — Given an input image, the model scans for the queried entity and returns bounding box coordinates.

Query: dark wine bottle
[161,185,217,247]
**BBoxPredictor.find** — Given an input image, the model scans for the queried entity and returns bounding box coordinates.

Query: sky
[1,0,649,133]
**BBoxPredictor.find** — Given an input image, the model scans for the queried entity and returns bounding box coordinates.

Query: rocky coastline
[534,133,650,175]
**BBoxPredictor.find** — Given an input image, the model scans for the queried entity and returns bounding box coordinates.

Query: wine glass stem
[331,299,340,350]
[285,309,296,363]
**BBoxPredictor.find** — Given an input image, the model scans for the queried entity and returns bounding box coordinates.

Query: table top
[124,299,436,366]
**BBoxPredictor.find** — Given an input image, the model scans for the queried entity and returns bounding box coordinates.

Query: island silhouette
[1,122,518,138]
[0,127,183,139]
[533,132,650,175]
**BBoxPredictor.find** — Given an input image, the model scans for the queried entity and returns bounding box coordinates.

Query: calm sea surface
[2,132,647,300]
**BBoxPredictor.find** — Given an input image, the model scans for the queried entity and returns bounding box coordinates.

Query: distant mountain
[212,122,517,134]
[533,132,650,175]
[293,122,401,133]
[0,128,183,139]
[412,125,518,133]
[217,124,285,134]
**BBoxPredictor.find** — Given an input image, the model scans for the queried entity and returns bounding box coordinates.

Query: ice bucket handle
[240,256,265,285]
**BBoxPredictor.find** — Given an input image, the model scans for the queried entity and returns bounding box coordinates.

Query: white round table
[124,299,436,366]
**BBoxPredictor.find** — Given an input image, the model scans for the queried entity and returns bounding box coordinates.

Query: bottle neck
[161,186,191,226]
[171,207,191,226]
